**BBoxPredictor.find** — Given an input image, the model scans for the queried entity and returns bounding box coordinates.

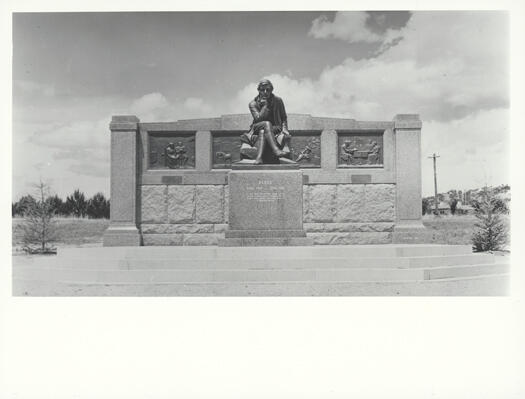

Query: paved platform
[11,245,510,296]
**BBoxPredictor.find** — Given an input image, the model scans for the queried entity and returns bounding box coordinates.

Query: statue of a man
[240,79,294,164]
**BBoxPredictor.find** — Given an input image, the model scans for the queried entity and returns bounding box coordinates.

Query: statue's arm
[276,97,290,134]
[249,100,270,122]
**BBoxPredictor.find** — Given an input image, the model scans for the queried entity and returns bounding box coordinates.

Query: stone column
[195,131,212,171]
[103,115,142,246]
[321,130,337,170]
[393,114,425,230]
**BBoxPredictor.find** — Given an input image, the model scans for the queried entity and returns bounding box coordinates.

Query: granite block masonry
[103,113,424,246]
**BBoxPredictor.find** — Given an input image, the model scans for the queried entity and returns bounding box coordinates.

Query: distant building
[455,201,475,215]
[437,201,451,215]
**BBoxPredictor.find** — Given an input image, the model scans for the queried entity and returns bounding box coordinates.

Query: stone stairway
[12,245,510,296]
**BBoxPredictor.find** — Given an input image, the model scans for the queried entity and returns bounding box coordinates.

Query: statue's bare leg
[261,121,286,157]
[254,130,265,164]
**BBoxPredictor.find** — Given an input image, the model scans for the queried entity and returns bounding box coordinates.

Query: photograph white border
[2,1,524,398]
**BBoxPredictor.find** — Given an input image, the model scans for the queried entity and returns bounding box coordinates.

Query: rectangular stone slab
[228,170,304,231]
[225,229,307,238]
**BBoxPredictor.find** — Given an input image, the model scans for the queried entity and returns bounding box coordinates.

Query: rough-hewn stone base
[218,237,314,246]
[304,222,394,233]
[142,233,222,246]
[103,227,141,246]
[303,184,395,223]
[308,232,392,245]
[138,183,397,246]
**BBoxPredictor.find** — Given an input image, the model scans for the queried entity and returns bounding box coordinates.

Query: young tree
[65,189,88,218]
[20,182,58,254]
[471,187,508,252]
[449,198,458,215]
[87,192,110,219]
[422,198,431,215]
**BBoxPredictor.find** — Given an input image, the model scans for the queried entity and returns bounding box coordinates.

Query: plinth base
[218,237,314,247]
[103,226,141,247]
[225,169,308,246]
[225,229,307,238]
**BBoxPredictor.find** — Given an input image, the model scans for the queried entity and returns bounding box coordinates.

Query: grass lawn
[422,214,479,245]
[422,214,509,247]
[12,217,110,252]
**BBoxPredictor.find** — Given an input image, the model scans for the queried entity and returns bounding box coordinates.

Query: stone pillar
[393,114,425,230]
[103,115,142,246]
[195,131,212,171]
[321,129,337,170]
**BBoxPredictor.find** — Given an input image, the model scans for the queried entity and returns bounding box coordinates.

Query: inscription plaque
[161,176,183,184]
[228,171,303,231]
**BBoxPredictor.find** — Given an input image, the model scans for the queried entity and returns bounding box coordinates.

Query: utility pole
[428,153,440,215]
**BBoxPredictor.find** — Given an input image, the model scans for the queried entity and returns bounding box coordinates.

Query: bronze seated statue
[239,79,296,165]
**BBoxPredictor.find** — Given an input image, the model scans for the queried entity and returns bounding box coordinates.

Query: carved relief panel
[337,131,384,167]
[148,132,196,169]
[212,131,243,169]
[212,130,321,168]
[288,131,321,168]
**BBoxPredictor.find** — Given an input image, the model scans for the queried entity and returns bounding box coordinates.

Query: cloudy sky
[12,11,509,200]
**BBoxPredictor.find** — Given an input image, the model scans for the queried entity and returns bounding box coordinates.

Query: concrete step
[49,257,410,269]
[56,244,474,261]
[407,253,495,268]
[13,267,426,283]
[423,263,510,280]
[19,253,494,271]
[13,262,509,284]
[12,273,510,296]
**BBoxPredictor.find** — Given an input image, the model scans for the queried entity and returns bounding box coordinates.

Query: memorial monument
[103,79,424,247]
[219,79,311,245]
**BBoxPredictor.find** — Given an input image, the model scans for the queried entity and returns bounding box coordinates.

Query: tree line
[422,184,510,216]
[12,189,110,219]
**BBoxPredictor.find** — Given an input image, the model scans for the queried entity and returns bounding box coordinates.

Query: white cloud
[127,93,216,122]
[14,79,56,97]
[309,12,402,46]
[29,119,109,152]
[183,97,213,117]
[230,12,508,124]
[130,92,170,121]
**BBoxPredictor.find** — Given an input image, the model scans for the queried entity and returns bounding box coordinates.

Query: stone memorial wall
[103,113,423,246]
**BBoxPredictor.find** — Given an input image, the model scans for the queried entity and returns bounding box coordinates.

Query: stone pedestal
[219,169,313,246]
[103,115,141,246]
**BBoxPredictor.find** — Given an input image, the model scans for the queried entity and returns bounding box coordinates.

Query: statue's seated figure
[240,79,295,164]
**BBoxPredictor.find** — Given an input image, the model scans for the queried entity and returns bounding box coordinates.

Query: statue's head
[257,79,273,98]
